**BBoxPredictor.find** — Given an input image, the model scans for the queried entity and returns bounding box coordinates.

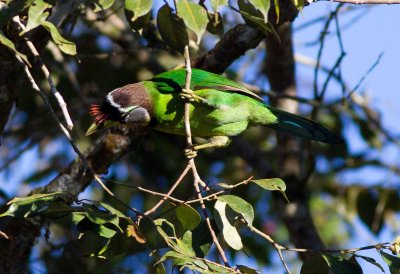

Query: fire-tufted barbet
[86,68,343,152]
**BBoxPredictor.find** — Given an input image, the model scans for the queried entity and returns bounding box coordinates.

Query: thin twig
[12,17,136,217]
[93,175,140,214]
[13,16,74,130]
[183,45,230,267]
[346,52,384,99]
[144,163,191,215]
[244,219,392,254]
[104,176,253,205]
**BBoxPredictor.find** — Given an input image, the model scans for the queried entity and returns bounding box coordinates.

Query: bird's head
[86,83,153,136]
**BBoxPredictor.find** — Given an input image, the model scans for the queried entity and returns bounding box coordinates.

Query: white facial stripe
[122,106,139,113]
[107,89,121,109]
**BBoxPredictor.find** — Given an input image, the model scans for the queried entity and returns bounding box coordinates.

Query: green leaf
[214,199,243,250]
[125,0,152,25]
[0,0,35,28]
[93,0,115,12]
[139,216,167,249]
[237,265,259,274]
[156,263,166,274]
[176,0,208,44]
[301,255,330,274]
[380,251,400,274]
[206,12,224,36]
[356,189,383,234]
[247,0,270,23]
[273,0,280,23]
[323,255,363,274]
[127,11,151,31]
[210,0,228,12]
[71,212,86,224]
[251,178,289,202]
[101,233,129,257]
[356,255,385,272]
[78,231,108,256]
[0,31,30,66]
[83,203,119,226]
[97,202,126,218]
[157,4,188,53]
[98,225,117,238]
[160,203,201,237]
[41,200,75,218]
[21,0,51,35]
[0,192,67,217]
[182,220,214,257]
[41,21,76,55]
[217,195,254,225]
[236,0,278,39]
[291,0,304,11]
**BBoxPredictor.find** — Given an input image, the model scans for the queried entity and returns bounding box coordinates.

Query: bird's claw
[184,147,198,159]
[181,89,207,104]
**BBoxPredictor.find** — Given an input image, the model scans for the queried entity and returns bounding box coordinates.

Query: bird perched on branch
[86,68,343,155]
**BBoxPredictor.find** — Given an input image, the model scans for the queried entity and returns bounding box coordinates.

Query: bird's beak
[85,120,120,136]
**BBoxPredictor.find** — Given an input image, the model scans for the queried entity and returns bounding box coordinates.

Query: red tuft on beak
[89,104,108,126]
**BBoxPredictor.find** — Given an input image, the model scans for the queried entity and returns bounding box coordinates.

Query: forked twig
[182,46,230,267]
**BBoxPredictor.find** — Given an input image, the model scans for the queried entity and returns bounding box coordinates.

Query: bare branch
[12,17,74,130]
[144,163,191,215]
[183,46,230,266]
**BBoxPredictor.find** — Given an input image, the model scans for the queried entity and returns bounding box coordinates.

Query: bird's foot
[181,89,208,104]
[184,147,198,159]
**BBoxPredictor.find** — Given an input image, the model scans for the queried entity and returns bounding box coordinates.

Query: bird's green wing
[151,68,262,100]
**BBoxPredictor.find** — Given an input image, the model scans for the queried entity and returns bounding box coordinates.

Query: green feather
[124,69,343,144]
[152,68,262,100]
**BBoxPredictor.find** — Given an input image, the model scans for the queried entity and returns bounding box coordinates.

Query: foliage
[0,0,399,273]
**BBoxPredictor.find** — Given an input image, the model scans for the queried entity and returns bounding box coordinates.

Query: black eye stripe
[101,99,124,123]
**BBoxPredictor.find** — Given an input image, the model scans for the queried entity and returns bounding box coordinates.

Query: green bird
[86,68,343,153]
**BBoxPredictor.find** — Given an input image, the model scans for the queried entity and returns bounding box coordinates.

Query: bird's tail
[264,106,344,144]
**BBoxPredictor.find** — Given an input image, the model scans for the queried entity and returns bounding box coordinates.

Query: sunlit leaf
[236,0,278,39]
[41,21,76,55]
[251,178,289,202]
[291,0,304,11]
[98,225,117,238]
[21,0,51,34]
[182,220,215,257]
[157,4,188,53]
[0,31,30,66]
[214,199,243,250]
[247,0,270,23]
[273,0,280,23]
[217,195,254,225]
[176,0,208,44]
[83,203,119,226]
[125,0,152,26]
